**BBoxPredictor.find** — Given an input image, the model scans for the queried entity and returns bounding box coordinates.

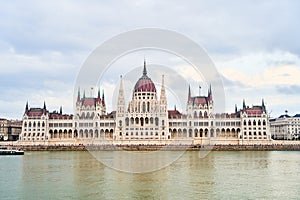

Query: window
[155,117,159,126]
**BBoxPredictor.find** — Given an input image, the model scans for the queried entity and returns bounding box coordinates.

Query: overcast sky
[1,0,300,119]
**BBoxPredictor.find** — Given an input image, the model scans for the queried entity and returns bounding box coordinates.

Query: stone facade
[270,113,300,140]
[0,118,22,141]
[19,60,271,145]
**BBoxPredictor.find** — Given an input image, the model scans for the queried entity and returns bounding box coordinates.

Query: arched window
[258,120,261,125]
[119,120,122,127]
[263,120,266,126]
[33,122,36,127]
[135,117,139,124]
[145,117,149,124]
[248,120,251,126]
[125,118,129,126]
[162,120,165,126]
[194,111,197,118]
[37,122,40,127]
[253,120,256,126]
[199,111,202,118]
[42,122,45,127]
[155,117,159,126]
[130,117,134,125]
[147,102,150,112]
[150,117,153,124]
[243,120,246,126]
[142,102,146,112]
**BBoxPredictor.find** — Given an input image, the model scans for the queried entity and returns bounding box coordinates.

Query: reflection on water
[0,151,300,199]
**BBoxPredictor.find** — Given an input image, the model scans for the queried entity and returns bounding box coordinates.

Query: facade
[115,61,169,141]
[270,114,300,140]
[0,118,22,141]
[19,61,271,145]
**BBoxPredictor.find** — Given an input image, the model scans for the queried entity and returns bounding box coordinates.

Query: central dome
[134,61,156,93]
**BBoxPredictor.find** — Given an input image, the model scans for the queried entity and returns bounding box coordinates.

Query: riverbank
[1,143,300,151]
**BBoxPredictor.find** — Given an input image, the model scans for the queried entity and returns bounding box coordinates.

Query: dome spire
[143,59,147,76]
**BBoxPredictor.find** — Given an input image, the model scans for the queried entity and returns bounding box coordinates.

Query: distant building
[270,114,300,140]
[0,118,22,141]
[19,60,271,144]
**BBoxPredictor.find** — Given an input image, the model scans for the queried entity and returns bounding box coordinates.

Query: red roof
[82,98,96,107]
[245,109,262,116]
[192,96,208,105]
[168,110,182,118]
[134,62,156,93]
[26,108,47,117]
[49,113,73,119]
[134,76,156,92]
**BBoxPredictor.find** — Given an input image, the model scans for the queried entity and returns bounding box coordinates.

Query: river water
[0,151,299,200]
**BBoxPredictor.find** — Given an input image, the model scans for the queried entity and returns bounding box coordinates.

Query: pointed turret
[97,87,101,102]
[235,104,238,113]
[102,89,105,106]
[208,84,213,102]
[143,59,147,76]
[117,75,125,113]
[262,98,266,112]
[188,85,192,103]
[160,75,166,104]
[25,101,29,112]
[243,99,246,109]
[83,90,86,99]
[43,101,46,110]
[77,87,80,102]
[60,106,62,115]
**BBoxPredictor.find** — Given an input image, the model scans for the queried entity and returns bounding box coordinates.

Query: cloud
[219,51,300,87]
[1,0,300,118]
[276,85,300,95]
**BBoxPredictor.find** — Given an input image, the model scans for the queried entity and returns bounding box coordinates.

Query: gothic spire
[188,85,191,102]
[143,59,147,76]
[60,106,62,115]
[117,75,125,108]
[243,99,246,109]
[160,75,166,104]
[77,87,80,102]
[25,101,29,111]
[97,87,101,102]
[102,89,105,106]
[43,101,46,110]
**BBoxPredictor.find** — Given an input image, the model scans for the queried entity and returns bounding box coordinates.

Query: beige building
[0,118,22,141]
[270,113,300,140]
[19,60,271,145]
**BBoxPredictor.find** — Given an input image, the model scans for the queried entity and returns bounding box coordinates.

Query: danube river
[1,150,300,199]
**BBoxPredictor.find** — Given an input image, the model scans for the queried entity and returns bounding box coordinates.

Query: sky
[0,0,300,119]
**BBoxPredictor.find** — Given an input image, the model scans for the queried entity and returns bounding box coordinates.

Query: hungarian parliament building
[19,61,271,145]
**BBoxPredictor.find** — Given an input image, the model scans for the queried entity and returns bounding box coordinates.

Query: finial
[25,101,29,111]
[143,59,147,76]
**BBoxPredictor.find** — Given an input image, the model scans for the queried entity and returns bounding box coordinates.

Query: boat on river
[0,149,24,155]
